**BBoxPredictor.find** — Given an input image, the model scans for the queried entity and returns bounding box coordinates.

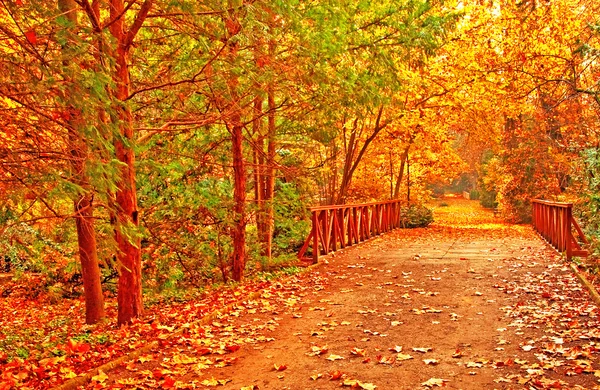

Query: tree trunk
[261,43,276,260]
[252,95,266,263]
[406,153,411,206]
[226,22,247,281]
[73,193,105,324]
[392,145,411,199]
[59,0,105,325]
[108,0,152,324]
[231,115,247,281]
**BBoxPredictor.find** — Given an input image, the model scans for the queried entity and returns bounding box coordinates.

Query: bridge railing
[532,199,588,260]
[298,200,405,263]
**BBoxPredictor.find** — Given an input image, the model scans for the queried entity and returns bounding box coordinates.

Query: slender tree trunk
[262,70,276,260]
[252,95,266,263]
[73,192,105,324]
[392,145,410,199]
[225,14,247,281]
[389,149,394,199]
[108,0,152,324]
[231,114,247,281]
[406,153,411,206]
[59,0,105,324]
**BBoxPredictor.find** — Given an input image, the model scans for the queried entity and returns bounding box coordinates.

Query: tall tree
[58,0,105,324]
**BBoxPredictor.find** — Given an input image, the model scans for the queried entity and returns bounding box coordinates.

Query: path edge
[570,263,600,306]
[52,261,325,390]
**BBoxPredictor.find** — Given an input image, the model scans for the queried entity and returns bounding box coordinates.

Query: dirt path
[100,199,600,389]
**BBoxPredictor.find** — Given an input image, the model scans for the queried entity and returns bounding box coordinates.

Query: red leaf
[162,377,176,388]
[225,344,240,353]
[24,29,36,45]
[273,364,287,371]
[329,370,343,380]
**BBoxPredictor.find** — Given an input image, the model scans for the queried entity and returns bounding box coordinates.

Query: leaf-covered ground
[2,198,600,389]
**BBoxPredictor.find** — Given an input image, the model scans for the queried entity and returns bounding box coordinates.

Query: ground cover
[2,198,600,389]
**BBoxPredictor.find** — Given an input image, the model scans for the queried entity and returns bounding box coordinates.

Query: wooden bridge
[299,198,589,262]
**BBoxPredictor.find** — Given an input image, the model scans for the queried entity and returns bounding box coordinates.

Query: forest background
[2,0,600,327]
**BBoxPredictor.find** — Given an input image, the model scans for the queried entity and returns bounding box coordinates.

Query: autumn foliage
[1,0,600,387]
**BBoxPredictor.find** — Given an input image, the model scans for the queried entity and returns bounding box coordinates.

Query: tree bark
[107,0,153,324]
[261,40,277,260]
[252,93,265,263]
[392,144,411,199]
[59,0,105,325]
[231,115,247,281]
[225,14,247,281]
[73,192,105,324]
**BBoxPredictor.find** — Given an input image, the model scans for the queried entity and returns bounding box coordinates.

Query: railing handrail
[532,199,588,260]
[309,200,404,211]
[298,199,407,263]
[532,199,572,208]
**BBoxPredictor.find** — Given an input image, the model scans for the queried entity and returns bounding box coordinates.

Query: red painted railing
[532,199,588,260]
[298,200,405,263]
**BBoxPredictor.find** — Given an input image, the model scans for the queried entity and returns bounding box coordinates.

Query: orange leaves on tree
[24,30,36,45]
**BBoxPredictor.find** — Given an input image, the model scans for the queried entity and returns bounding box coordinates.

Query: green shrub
[272,182,310,256]
[400,205,434,228]
[469,190,480,200]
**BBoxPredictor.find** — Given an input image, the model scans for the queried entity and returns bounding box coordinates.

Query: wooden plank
[312,211,319,263]
[297,230,313,259]
[572,217,589,245]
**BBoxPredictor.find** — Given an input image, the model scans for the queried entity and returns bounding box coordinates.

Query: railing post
[332,210,338,252]
[532,199,586,261]
[300,200,414,262]
[566,204,573,260]
[312,210,319,264]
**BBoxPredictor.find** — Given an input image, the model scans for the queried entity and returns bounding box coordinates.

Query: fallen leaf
[422,378,447,387]
[308,345,329,356]
[91,370,108,383]
[225,344,240,353]
[273,363,287,371]
[326,354,345,361]
[412,347,432,353]
[389,345,402,353]
[396,353,413,361]
[330,370,344,380]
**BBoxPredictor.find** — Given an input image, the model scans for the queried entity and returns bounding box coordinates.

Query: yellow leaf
[201,377,220,386]
[138,354,154,363]
[92,370,108,383]
[172,354,197,364]
[326,354,345,361]
[59,368,77,379]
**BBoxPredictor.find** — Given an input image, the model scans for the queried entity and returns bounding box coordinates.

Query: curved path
[103,199,600,389]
